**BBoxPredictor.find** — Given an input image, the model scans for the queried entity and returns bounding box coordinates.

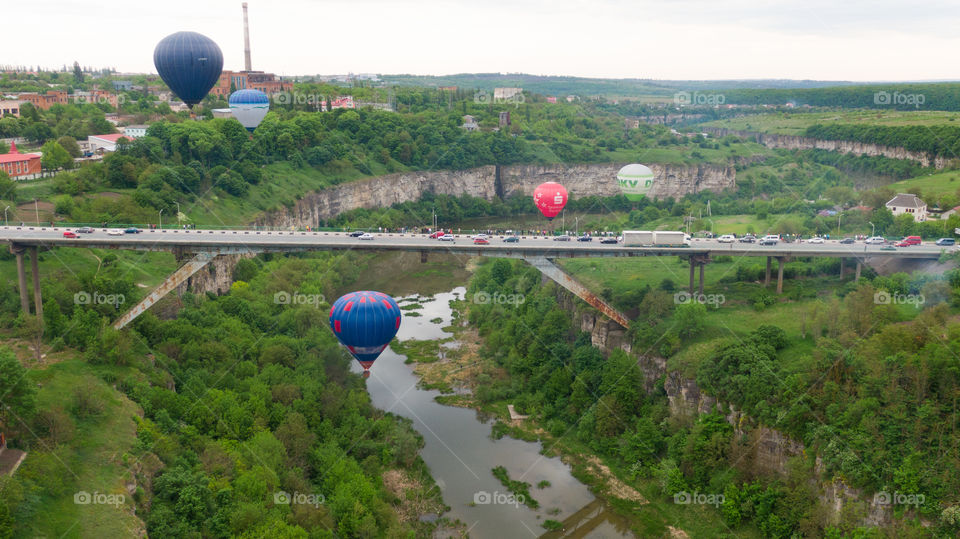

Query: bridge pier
[839,257,845,277]
[776,257,785,294]
[12,246,29,314]
[689,257,696,293]
[765,256,772,287]
[699,261,705,296]
[688,255,709,294]
[30,247,42,319]
[855,261,862,282]
[420,250,428,264]
[525,256,630,328]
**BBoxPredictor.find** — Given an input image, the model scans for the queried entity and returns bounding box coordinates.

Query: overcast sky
[7,0,960,80]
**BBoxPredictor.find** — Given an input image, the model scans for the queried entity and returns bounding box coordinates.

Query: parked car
[438,234,455,242]
[865,236,886,244]
[936,237,956,246]
[759,235,780,245]
[553,235,571,241]
[717,234,736,243]
[738,234,756,243]
[577,235,593,242]
[124,227,141,234]
[840,237,855,244]
[807,237,825,244]
[107,229,124,236]
[62,231,77,238]
[600,237,618,244]
[473,238,489,245]
[76,227,94,234]
[349,231,366,237]
[898,235,922,247]
[358,233,374,240]
[503,236,520,243]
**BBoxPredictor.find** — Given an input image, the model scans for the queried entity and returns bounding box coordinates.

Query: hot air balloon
[153,31,223,108]
[617,164,655,201]
[328,291,401,378]
[533,181,568,221]
[229,89,270,132]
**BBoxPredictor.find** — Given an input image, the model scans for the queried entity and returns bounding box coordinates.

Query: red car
[429,231,447,239]
[473,238,489,245]
[63,231,78,238]
[896,235,921,247]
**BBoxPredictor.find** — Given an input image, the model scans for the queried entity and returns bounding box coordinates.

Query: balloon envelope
[153,31,223,107]
[533,182,568,220]
[617,164,655,201]
[229,89,270,132]
[329,291,401,378]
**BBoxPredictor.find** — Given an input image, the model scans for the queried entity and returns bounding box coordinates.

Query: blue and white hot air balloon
[328,291,402,379]
[228,89,270,132]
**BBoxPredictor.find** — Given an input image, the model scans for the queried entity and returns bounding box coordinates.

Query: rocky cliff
[702,127,948,169]
[555,286,899,528]
[254,162,736,229]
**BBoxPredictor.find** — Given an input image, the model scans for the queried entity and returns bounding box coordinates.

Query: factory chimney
[242,2,252,71]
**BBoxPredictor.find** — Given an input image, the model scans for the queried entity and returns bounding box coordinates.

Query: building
[71,89,119,108]
[87,134,131,153]
[461,115,479,132]
[498,111,510,128]
[17,90,69,110]
[122,125,148,138]
[885,193,927,222]
[438,86,458,91]
[210,70,293,97]
[329,96,354,110]
[112,80,132,91]
[546,96,557,104]
[938,205,960,220]
[493,87,522,101]
[624,118,640,129]
[211,108,233,119]
[0,141,41,179]
[0,100,24,117]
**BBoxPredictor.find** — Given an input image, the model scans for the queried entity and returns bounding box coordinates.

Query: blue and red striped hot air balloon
[328,291,401,378]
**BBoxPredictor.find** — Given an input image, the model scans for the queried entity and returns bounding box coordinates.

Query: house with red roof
[0,141,41,179]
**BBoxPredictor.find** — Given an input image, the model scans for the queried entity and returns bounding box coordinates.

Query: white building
[122,125,148,138]
[0,100,24,117]
[87,134,130,153]
[885,193,927,222]
[494,87,522,101]
[461,115,479,132]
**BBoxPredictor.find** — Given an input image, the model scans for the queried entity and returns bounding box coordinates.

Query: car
[553,235,571,241]
[358,233,374,240]
[429,231,447,239]
[503,236,520,243]
[894,240,912,247]
[898,235,922,246]
[473,233,489,240]
[807,237,825,244]
[738,234,756,243]
[438,234,455,242]
[865,236,886,244]
[936,238,956,246]
[880,245,897,251]
[124,227,141,234]
[62,231,77,238]
[717,234,736,243]
[759,235,780,245]
[577,235,593,242]
[840,237,855,244]
[349,231,366,237]
[600,237,618,244]
[473,238,489,245]
[76,227,94,234]
[107,229,124,236]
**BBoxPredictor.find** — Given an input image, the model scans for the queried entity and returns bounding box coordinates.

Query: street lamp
[837,213,842,236]
[159,209,163,230]
[3,206,8,226]
[175,202,181,226]
[869,221,875,237]
[34,199,39,225]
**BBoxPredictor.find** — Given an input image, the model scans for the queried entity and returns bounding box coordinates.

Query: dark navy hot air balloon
[153,31,223,108]
[329,291,401,378]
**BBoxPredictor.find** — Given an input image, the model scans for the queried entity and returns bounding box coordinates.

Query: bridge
[2,225,945,331]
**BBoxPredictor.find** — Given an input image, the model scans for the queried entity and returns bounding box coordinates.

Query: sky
[6,0,960,81]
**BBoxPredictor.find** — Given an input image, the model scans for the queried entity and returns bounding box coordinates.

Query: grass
[16,360,145,538]
[702,110,960,135]
[0,247,177,292]
[888,170,960,199]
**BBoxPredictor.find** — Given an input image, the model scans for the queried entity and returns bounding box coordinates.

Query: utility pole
[34,199,39,224]
[869,221,875,237]
[159,208,163,230]
[3,205,8,225]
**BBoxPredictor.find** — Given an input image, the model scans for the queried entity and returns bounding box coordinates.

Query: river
[352,287,635,538]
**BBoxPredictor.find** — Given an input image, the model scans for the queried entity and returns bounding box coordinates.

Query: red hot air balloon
[533,182,568,221]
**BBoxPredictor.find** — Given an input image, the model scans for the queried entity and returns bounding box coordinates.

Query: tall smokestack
[242,2,252,71]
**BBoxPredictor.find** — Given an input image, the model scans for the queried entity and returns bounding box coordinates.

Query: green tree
[0,171,15,202]
[0,348,37,432]
[40,141,72,172]
[56,136,82,158]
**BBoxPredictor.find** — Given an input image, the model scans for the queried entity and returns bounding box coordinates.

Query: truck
[622,230,688,247]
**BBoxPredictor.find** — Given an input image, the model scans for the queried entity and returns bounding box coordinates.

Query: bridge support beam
[12,246,29,315]
[689,257,696,294]
[765,256,772,287]
[776,257,785,294]
[699,261,705,296]
[30,247,42,319]
[525,256,630,328]
[855,261,862,282]
[114,252,218,330]
[839,258,845,277]
[420,250,428,264]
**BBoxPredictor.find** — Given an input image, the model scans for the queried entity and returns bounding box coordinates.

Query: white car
[107,229,124,236]
[759,235,780,245]
[865,236,886,244]
[717,234,736,243]
[358,233,374,240]
[438,234,455,242]
[473,233,489,240]
[807,237,825,244]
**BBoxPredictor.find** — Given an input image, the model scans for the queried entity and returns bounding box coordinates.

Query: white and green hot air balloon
[617,164,655,201]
